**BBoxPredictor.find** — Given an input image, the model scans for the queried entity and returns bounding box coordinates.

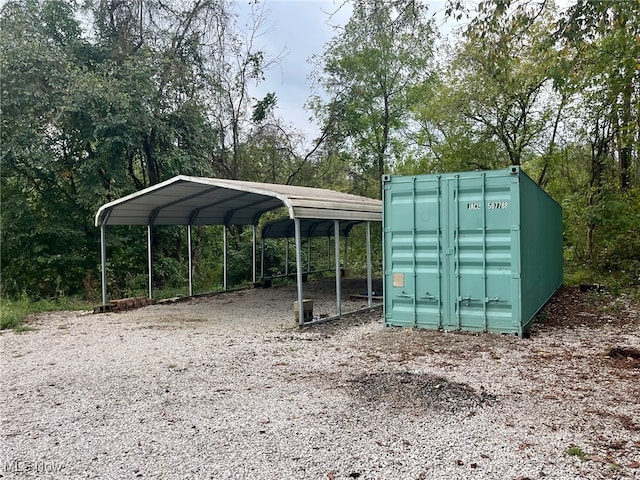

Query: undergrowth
[0,294,91,331]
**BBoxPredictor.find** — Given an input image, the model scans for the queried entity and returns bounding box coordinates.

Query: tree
[244,95,315,185]
[1,0,95,297]
[557,0,640,192]
[407,70,508,174]
[0,0,305,299]
[444,0,639,190]
[309,0,436,197]
[202,1,281,180]
[421,3,564,171]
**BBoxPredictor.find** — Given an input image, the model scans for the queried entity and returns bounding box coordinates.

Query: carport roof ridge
[95,175,382,227]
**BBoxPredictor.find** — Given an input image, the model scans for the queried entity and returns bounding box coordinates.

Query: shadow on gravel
[347,371,495,412]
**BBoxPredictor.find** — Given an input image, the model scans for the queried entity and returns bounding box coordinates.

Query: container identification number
[467,201,509,210]
[487,201,509,209]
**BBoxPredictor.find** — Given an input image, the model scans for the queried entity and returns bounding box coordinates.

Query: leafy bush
[562,187,640,288]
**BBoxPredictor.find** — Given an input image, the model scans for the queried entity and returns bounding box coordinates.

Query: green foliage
[562,268,594,288]
[0,0,279,301]
[0,304,24,330]
[413,4,563,172]
[252,93,278,124]
[565,446,586,461]
[561,186,640,284]
[0,293,90,330]
[588,188,640,280]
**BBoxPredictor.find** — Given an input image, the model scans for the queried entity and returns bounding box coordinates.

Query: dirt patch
[346,371,495,412]
[362,327,518,364]
[535,286,640,331]
[616,414,640,432]
[604,347,640,369]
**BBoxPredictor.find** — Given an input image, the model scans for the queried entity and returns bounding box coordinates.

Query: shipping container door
[449,174,516,333]
[384,177,443,328]
[383,180,416,327]
[414,177,444,328]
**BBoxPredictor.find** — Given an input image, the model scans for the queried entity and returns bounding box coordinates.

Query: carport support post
[187,224,193,296]
[366,221,372,308]
[147,225,152,299]
[260,239,265,279]
[307,238,311,273]
[327,237,331,270]
[223,225,228,291]
[344,236,349,274]
[294,218,305,326]
[285,237,289,276]
[100,225,107,306]
[252,225,257,284]
[334,220,341,316]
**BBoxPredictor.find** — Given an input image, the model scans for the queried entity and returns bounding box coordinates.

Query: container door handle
[485,297,500,303]
[420,292,439,301]
[397,291,413,299]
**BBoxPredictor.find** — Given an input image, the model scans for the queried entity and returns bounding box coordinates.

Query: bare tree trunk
[538,95,566,187]
[378,93,390,199]
[587,119,609,258]
[618,79,633,191]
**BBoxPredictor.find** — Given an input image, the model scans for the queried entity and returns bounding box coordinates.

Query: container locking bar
[458,295,475,306]
[457,295,500,306]
[420,292,439,301]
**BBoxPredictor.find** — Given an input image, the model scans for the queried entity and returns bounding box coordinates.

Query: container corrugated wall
[382,167,562,336]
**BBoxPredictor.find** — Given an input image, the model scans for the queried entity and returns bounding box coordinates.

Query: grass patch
[0,294,91,331]
[602,298,626,314]
[566,446,586,460]
[564,263,640,298]
[563,267,595,287]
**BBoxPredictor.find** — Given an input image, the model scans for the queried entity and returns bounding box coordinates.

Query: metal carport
[95,175,382,325]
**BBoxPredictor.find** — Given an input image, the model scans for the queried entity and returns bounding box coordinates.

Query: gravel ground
[1,278,639,479]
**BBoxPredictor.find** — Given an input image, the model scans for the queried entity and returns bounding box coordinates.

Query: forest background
[1,0,639,322]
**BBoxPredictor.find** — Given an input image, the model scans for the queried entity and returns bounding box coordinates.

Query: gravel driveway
[1,279,639,479]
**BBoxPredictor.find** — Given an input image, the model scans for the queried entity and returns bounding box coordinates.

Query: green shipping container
[382,167,562,336]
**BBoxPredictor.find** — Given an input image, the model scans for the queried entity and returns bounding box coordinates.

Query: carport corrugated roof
[95,175,381,227]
